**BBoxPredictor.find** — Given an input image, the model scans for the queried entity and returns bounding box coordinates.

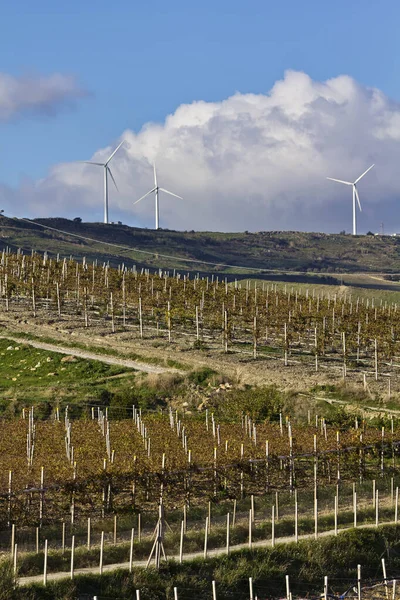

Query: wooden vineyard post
[110,293,115,333]
[167,301,171,343]
[113,515,117,545]
[376,490,379,527]
[87,517,91,549]
[138,513,141,543]
[62,522,65,555]
[382,558,389,600]
[271,505,275,547]
[248,509,252,549]
[395,487,399,524]
[13,543,17,575]
[127,528,134,573]
[249,577,254,600]
[334,495,338,536]
[99,531,104,574]
[373,480,376,508]
[284,323,288,366]
[204,517,209,559]
[39,466,44,524]
[43,539,48,586]
[295,489,298,542]
[196,306,199,341]
[253,316,257,359]
[314,492,318,539]
[354,490,357,528]
[139,297,143,339]
[375,339,378,381]
[56,282,61,317]
[223,308,228,353]
[226,513,230,555]
[179,521,184,564]
[285,575,290,600]
[10,524,15,558]
[32,277,36,318]
[212,580,217,600]
[342,331,346,379]
[357,564,361,600]
[70,535,75,580]
[233,499,237,527]
[324,576,328,600]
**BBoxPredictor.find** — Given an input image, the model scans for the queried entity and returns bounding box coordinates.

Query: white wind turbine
[133,163,182,230]
[81,140,125,224]
[327,164,375,235]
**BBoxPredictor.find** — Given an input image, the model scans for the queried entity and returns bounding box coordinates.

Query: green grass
[7,331,189,371]
[0,338,135,416]
[13,525,400,599]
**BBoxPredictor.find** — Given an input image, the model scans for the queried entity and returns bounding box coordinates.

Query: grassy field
[0,338,136,416]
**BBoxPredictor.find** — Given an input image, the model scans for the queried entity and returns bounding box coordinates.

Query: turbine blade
[133,188,156,206]
[79,161,104,166]
[105,139,125,165]
[354,164,375,184]
[108,167,118,192]
[326,177,352,185]
[153,163,158,188]
[354,187,362,212]
[159,188,183,200]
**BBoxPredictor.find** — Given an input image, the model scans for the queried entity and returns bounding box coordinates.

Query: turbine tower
[134,163,182,230]
[82,140,125,224]
[327,164,375,235]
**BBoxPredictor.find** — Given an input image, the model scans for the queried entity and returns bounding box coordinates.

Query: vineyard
[0,249,398,524]
[0,406,399,529]
[2,248,400,597]
[0,248,399,389]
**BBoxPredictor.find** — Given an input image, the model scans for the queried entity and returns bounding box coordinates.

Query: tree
[73,217,82,223]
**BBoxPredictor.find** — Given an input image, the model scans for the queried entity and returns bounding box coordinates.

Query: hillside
[0,216,400,279]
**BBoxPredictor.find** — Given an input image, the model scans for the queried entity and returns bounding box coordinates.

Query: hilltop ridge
[0,216,399,277]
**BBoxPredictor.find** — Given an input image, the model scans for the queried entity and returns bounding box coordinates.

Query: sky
[1,0,400,233]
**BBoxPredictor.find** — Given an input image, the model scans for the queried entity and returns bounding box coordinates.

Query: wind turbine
[133,164,182,230]
[327,164,375,235]
[81,140,125,224]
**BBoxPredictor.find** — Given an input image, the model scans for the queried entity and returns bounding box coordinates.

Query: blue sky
[1,0,400,232]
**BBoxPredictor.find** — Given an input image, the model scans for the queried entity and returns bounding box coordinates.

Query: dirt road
[18,520,395,586]
[0,335,181,375]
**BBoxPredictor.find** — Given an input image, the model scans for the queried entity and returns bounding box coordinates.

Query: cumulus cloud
[0,72,87,121]
[3,70,400,233]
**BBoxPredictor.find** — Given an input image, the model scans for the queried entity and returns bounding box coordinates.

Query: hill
[0,216,400,281]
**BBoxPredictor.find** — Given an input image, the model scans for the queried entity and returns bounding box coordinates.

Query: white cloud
[0,72,87,121]
[3,69,400,233]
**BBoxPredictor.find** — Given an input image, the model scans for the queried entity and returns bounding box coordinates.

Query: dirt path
[0,335,181,375]
[18,520,395,586]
